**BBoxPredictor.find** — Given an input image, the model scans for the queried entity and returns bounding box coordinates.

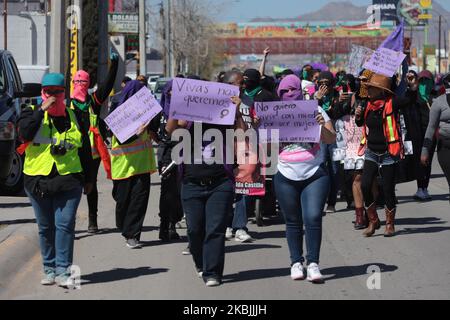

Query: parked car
[0,50,41,194]
[147,75,162,93]
[153,77,170,102]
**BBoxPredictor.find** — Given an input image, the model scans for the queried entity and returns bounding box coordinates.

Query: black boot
[168,223,180,241]
[88,215,99,234]
[159,220,170,242]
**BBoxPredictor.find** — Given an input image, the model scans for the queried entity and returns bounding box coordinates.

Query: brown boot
[363,203,381,237]
[384,208,396,237]
[354,208,368,230]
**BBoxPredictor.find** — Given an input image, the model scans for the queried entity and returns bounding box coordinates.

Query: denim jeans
[25,186,82,276]
[321,142,340,206]
[181,178,234,280]
[231,195,253,231]
[274,168,330,266]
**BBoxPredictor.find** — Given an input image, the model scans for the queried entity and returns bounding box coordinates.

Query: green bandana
[244,86,262,98]
[72,97,91,112]
[418,79,433,103]
[303,70,309,80]
[321,94,333,112]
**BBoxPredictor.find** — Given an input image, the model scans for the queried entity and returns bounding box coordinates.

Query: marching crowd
[17,47,450,289]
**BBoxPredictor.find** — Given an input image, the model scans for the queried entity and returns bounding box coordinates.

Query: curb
[0,223,40,296]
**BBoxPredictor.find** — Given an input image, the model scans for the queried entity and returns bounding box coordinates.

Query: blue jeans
[322,142,340,206]
[231,195,253,231]
[25,187,82,276]
[274,168,330,266]
[181,178,234,280]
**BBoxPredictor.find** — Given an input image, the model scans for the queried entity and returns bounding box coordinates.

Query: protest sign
[170,78,240,125]
[333,115,365,170]
[363,47,406,77]
[105,87,162,144]
[347,45,374,77]
[255,100,321,143]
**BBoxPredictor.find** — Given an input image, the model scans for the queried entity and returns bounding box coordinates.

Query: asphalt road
[0,162,449,300]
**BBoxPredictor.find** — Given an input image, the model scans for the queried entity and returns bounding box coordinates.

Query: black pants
[181,178,234,280]
[87,158,102,219]
[416,137,437,189]
[437,138,450,195]
[113,174,151,240]
[361,161,397,211]
[159,171,183,228]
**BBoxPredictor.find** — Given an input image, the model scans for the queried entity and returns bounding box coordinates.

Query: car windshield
[0,66,5,94]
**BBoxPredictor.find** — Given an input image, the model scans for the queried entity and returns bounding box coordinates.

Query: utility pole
[160,2,167,76]
[73,0,83,70]
[167,0,172,77]
[50,0,66,73]
[139,0,147,76]
[3,0,7,50]
[439,15,442,75]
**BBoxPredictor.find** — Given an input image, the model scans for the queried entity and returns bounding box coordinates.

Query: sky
[214,0,450,22]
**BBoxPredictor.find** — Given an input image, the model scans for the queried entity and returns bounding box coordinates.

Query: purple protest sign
[255,100,321,143]
[363,47,406,77]
[105,87,162,144]
[170,78,240,125]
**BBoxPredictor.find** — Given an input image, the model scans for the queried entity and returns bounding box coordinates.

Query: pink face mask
[42,88,66,117]
[71,70,90,102]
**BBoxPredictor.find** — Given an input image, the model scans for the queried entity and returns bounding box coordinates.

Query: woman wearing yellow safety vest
[18,73,94,288]
[109,80,158,249]
[70,51,119,234]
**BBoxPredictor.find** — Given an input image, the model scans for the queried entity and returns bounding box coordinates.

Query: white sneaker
[56,274,76,289]
[307,263,324,283]
[414,188,426,201]
[290,263,305,281]
[205,278,221,287]
[225,228,234,240]
[423,188,432,200]
[235,229,252,243]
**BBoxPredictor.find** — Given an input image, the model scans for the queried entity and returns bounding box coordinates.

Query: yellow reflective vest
[111,132,157,180]
[24,107,83,177]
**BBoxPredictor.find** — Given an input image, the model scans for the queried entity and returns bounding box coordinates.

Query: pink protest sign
[105,87,162,144]
[363,47,406,77]
[170,78,240,125]
[255,100,321,143]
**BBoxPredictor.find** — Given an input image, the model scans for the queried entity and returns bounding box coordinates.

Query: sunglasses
[318,81,331,86]
[44,89,65,95]
[73,80,88,84]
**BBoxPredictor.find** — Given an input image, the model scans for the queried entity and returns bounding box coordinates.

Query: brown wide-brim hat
[364,73,395,96]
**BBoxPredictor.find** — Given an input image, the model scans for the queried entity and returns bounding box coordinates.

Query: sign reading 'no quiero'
[170,78,240,125]
[255,100,321,143]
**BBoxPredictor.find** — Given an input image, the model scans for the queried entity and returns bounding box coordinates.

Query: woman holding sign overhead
[166,77,246,287]
[273,75,336,283]
[109,80,159,249]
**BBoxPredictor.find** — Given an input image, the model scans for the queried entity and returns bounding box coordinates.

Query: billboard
[372,0,400,23]
[215,22,393,39]
[108,13,139,34]
[397,0,433,26]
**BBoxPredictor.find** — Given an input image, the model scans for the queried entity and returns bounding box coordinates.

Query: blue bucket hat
[42,73,65,88]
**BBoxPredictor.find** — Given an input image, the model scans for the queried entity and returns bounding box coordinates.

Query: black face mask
[244,79,260,91]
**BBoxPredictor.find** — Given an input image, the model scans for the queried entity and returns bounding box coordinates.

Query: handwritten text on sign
[363,47,406,77]
[170,78,240,125]
[347,45,374,77]
[255,100,321,143]
[105,87,162,144]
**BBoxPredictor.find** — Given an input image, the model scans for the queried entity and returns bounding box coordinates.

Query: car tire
[0,151,24,196]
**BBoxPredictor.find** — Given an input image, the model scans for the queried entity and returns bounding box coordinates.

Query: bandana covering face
[278,75,303,101]
[42,88,66,117]
[71,70,90,103]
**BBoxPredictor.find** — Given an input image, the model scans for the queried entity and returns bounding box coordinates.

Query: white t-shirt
[277,107,330,181]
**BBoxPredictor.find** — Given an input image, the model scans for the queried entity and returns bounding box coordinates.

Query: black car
[0,50,41,194]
